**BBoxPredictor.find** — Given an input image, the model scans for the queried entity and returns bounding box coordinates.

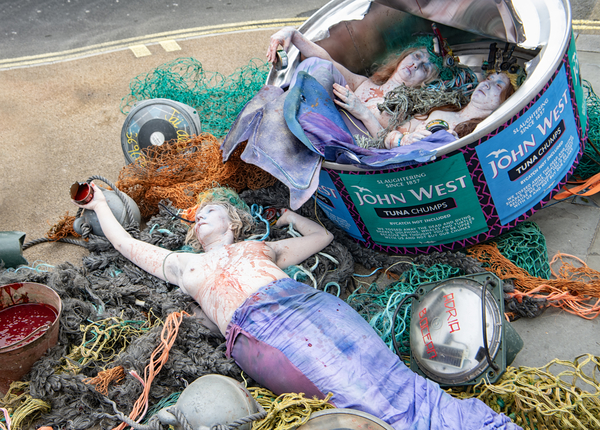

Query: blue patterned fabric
[226,278,521,430]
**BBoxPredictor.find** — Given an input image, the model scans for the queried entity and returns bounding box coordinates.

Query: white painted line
[0,18,305,70]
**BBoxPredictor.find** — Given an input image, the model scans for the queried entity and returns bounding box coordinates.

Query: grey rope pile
[0,206,242,429]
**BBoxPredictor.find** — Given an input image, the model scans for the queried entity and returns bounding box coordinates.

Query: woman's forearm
[289,29,333,61]
[267,27,332,64]
[92,201,135,249]
[358,112,385,137]
[83,192,176,282]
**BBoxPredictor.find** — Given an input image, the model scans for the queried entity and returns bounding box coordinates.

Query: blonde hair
[184,187,255,250]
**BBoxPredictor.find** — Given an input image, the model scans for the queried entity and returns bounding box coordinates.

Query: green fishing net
[573,80,600,179]
[120,57,270,138]
[491,221,551,280]
[347,263,464,357]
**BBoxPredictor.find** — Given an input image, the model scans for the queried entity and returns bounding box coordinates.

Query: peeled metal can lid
[297,408,394,430]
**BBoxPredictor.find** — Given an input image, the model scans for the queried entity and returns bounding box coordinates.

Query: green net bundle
[491,221,551,279]
[346,263,465,357]
[573,80,600,179]
[120,57,270,138]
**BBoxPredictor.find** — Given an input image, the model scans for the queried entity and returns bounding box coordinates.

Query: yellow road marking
[0,17,306,70]
[130,45,152,57]
[160,40,181,52]
[573,19,600,31]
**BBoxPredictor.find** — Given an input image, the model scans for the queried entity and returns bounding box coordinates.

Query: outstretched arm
[266,26,368,91]
[266,209,333,269]
[74,183,189,285]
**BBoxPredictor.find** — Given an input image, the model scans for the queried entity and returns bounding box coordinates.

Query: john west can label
[337,154,488,247]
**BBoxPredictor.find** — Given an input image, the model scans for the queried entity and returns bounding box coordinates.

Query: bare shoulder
[346,73,370,92]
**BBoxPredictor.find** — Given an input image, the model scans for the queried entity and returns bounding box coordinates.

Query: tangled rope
[247,387,334,430]
[468,243,600,320]
[68,314,161,369]
[347,262,467,357]
[116,134,276,219]
[112,311,189,430]
[356,85,469,149]
[573,81,600,180]
[120,58,269,138]
[448,354,600,430]
[83,366,126,396]
[0,382,50,430]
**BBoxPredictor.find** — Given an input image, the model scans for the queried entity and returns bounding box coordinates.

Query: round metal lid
[410,278,502,385]
[297,408,394,430]
[120,98,201,164]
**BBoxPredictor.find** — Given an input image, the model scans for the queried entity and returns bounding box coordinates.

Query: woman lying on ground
[267,26,443,130]
[75,184,521,430]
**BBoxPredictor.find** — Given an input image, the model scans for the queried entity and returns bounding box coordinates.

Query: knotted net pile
[120,58,270,138]
[116,134,277,219]
[573,80,600,179]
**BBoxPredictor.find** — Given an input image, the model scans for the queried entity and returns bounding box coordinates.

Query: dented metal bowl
[0,283,62,394]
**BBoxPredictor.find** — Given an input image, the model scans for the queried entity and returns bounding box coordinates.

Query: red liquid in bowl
[0,303,58,349]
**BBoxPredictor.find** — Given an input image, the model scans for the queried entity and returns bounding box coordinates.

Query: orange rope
[552,171,600,200]
[505,285,600,319]
[112,311,189,430]
[468,244,600,319]
[83,366,126,396]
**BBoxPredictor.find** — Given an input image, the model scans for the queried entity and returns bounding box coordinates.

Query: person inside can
[267,26,443,133]
[382,72,515,148]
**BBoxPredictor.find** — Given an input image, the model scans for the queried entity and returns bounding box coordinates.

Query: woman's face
[194,204,231,239]
[395,49,435,87]
[471,73,511,110]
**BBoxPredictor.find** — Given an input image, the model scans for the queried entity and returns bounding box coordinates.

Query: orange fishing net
[46,213,81,240]
[116,134,276,218]
[468,243,600,319]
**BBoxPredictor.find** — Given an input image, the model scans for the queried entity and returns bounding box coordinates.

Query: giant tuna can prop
[268,0,587,254]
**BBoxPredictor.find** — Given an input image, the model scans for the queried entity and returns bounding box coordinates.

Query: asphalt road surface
[2,0,599,63]
[0,0,327,60]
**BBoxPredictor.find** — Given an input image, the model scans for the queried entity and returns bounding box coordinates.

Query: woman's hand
[333,83,370,119]
[274,208,294,227]
[72,182,107,211]
[385,129,432,148]
[269,209,333,268]
[267,27,295,64]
